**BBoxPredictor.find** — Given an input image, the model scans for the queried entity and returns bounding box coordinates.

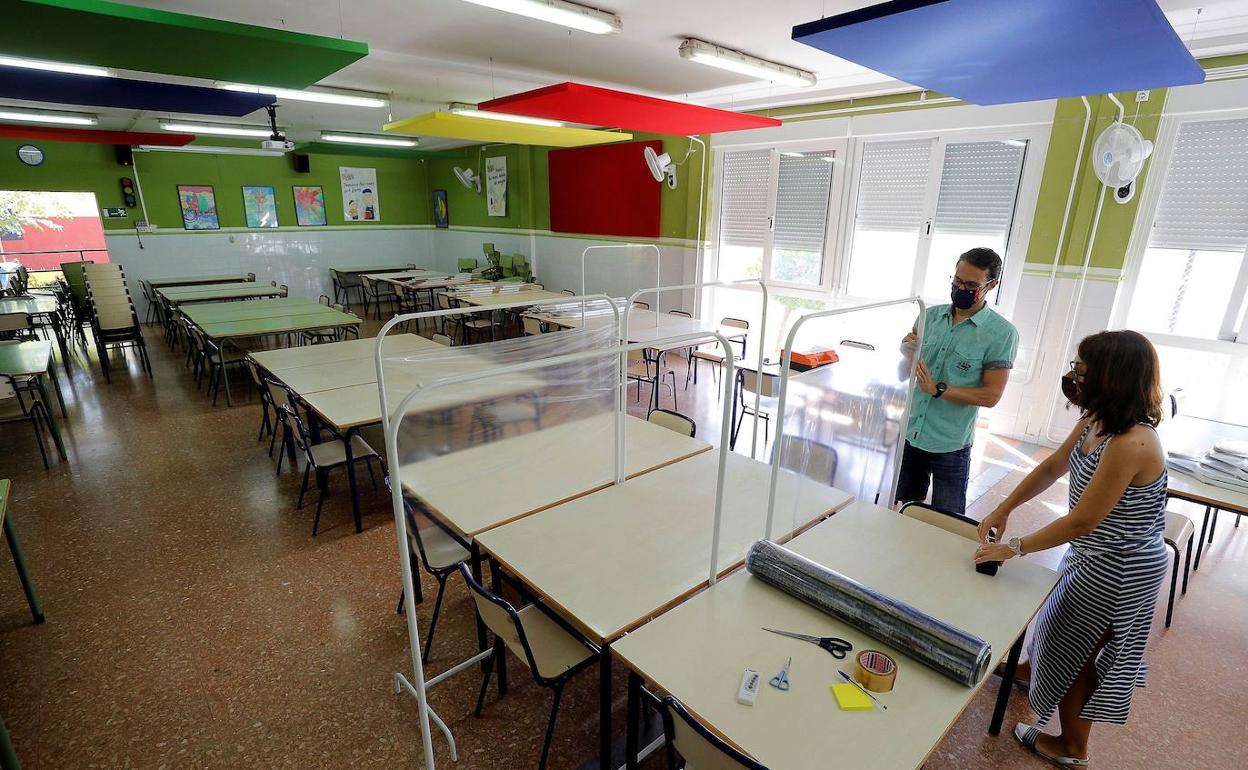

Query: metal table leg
[219,340,233,406]
[625,671,642,770]
[1194,506,1211,570]
[43,365,66,418]
[0,712,22,770]
[469,543,489,671]
[33,376,66,460]
[342,427,363,533]
[599,645,613,770]
[4,513,44,624]
[989,635,1024,735]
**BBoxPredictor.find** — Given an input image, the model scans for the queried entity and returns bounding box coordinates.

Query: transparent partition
[765,298,923,540]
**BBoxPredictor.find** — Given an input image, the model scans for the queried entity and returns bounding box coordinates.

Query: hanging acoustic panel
[479,82,782,135]
[548,140,661,238]
[0,66,274,117]
[6,0,367,89]
[0,125,194,146]
[384,111,631,148]
[792,0,1205,106]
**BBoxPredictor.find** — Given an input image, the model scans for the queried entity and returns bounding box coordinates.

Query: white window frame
[833,125,1049,311]
[1113,108,1248,350]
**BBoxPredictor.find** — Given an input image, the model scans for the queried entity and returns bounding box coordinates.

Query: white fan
[644,146,678,190]
[1092,122,1154,190]
[454,166,481,193]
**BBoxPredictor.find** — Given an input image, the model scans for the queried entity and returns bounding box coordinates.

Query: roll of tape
[854,650,898,693]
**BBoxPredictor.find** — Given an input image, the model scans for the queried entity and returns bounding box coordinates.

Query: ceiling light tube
[0,109,97,126]
[448,103,564,127]
[460,0,622,35]
[0,55,110,77]
[220,83,388,108]
[320,132,418,148]
[160,122,273,138]
[136,145,286,157]
[678,38,816,87]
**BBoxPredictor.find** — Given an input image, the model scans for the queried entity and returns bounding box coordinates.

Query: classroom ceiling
[4,0,1248,150]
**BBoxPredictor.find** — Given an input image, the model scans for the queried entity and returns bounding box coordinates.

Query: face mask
[1061,372,1083,407]
[951,286,979,310]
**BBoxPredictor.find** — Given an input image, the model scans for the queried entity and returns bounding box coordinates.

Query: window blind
[718,149,771,248]
[1150,117,1248,252]
[853,139,932,232]
[933,141,1026,235]
[773,151,834,253]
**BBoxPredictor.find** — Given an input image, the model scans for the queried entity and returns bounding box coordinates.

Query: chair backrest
[332,303,346,313]
[722,317,749,331]
[247,272,256,282]
[663,696,769,770]
[668,310,692,318]
[279,284,289,297]
[778,435,838,485]
[633,301,650,310]
[318,294,331,306]
[482,242,495,256]
[245,358,265,389]
[648,408,695,437]
[457,563,545,678]
[264,377,294,415]
[562,289,575,295]
[94,303,139,332]
[521,316,545,336]
[340,271,363,289]
[435,292,452,311]
[458,258,478,272]
[899,502,980,541]
[432,333,453,346]
[282,402,316,459]
[740,368,780,398]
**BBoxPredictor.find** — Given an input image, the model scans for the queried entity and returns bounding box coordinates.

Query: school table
[1159,414,1248,568]
[0,341,67,454]
[158,282,286,305]
[147,274,250,288]
[0,295,70,366]
[248,333,434,372]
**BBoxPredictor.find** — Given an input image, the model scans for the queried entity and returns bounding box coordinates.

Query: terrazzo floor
[1,320,1245,769]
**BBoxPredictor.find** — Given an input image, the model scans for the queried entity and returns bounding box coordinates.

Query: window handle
[924,218,933,236]
[767,215,775,231]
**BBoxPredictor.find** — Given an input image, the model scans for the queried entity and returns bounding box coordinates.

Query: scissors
[762,627,853,659]
[769,657,792,691]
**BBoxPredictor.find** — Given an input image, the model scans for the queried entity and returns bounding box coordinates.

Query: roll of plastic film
[854,650,898,693]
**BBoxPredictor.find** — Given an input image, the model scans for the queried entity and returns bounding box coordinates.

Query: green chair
[498,254,516,279]
[513,257,533,282]
[458,258,478,273]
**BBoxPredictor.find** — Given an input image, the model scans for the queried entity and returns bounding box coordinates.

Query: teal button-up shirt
[906,304,1018,454]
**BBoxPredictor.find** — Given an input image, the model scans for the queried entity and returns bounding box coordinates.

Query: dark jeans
[895,441,972,515]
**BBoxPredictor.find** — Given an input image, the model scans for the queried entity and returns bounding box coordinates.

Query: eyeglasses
[1068,360,1088,376]
[950,276,988,291]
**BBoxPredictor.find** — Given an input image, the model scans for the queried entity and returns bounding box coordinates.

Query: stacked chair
[82,263,152,381]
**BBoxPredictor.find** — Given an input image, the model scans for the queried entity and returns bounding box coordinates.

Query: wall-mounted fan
[1092,121,1153,205]
[454,166,481,193]
[644,146,678,190]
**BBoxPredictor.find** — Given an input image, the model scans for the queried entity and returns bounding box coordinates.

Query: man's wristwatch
[1008,537,1025,557]
[934,382,948,398]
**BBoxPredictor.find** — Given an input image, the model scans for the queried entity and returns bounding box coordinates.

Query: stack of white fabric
[1168,439,1248,493]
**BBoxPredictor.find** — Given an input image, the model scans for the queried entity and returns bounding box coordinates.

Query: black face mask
[951,286,979,310]
[1061,372,1083,407]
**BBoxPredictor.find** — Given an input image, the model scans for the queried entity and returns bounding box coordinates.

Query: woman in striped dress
[974,330,1168,767]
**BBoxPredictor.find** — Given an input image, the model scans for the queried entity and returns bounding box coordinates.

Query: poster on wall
[293,185,327,227]
[241,185,278,228]
[177,185,219,230]
[339,166,380,221]
[432,189,449,228]
[485,156,507,217]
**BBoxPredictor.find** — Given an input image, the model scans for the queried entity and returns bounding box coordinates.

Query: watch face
[17,144,44,166]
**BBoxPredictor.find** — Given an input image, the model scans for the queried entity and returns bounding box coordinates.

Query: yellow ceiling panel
[383,111,631,147]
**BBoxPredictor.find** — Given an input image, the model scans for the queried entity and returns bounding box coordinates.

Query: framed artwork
[242,185,278,228]
[177,185,219,230]
[293,185,327,227]
[433,189,449,229]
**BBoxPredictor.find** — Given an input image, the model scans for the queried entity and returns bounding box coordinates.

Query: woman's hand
[977,507,1009,543]
[974,542,1016,564]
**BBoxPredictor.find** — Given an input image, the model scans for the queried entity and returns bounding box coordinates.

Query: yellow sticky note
[832,683,873,711]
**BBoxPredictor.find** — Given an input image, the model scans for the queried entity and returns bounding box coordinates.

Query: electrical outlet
[1136,90,1150,103]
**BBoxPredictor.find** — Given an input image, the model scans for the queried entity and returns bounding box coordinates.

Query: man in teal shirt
[897,248,1018,514]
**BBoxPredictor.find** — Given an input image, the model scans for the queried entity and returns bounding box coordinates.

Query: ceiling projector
[261,139,295,151]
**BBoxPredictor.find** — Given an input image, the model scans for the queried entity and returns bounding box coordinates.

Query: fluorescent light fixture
[0,109,97,126]
[136,145,286,157]
[448,103,564,127]
[220,83,387,109]
[320,132,417,148]
[678,38,817,87]
[460,0,622,35]
[160,122,273,138]
[0,55,110,77]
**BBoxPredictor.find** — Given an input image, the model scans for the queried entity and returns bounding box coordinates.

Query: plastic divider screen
[772,302,914,537]
[387,299,623,539]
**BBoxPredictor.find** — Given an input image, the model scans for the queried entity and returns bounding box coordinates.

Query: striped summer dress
[1027,423,1168,725]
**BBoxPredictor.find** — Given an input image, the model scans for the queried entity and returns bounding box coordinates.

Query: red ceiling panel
[0,125,195,146]
[480,82,782,135]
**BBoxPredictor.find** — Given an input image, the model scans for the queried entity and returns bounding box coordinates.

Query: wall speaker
[291,153,311,174]
[114,144,134,166]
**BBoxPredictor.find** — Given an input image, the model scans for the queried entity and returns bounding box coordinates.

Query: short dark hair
[958,247,1003,282]
[1077,330,1163,436]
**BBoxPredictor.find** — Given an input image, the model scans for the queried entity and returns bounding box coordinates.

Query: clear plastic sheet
[746,540,992,687]
[767,300,918,537]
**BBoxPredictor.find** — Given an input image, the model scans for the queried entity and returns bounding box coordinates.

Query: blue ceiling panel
[792,0,1206,105]
[0,66,275,116]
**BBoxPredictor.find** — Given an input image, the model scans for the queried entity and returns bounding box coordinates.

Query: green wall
[0,137,432,231]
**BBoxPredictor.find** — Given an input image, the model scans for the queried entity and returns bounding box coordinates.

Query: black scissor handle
[820,637,853,659]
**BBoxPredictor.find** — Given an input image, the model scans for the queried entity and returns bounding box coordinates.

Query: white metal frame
[760,295,927,540]
[372,295,742,770]
[581,243,661,303]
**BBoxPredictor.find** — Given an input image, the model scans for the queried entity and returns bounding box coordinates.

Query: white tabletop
[477,450,854,643]
[612,501,1060,769]
[0,296,58,315]
[401,413,711,538]
[365,270,450,283]
[453,288,568,307]
[249,334,434,371]
[1160,415,1248,514]
[535,308,747,349]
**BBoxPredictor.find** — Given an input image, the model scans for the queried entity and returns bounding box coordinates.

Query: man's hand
[914,360,938,395]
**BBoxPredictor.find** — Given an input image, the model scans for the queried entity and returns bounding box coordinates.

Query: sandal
[1014,724,1089,767]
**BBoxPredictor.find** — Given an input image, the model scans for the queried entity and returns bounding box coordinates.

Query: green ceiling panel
[6,0,368,88]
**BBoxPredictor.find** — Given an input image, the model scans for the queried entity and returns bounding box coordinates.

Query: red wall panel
[548,139,661,238]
